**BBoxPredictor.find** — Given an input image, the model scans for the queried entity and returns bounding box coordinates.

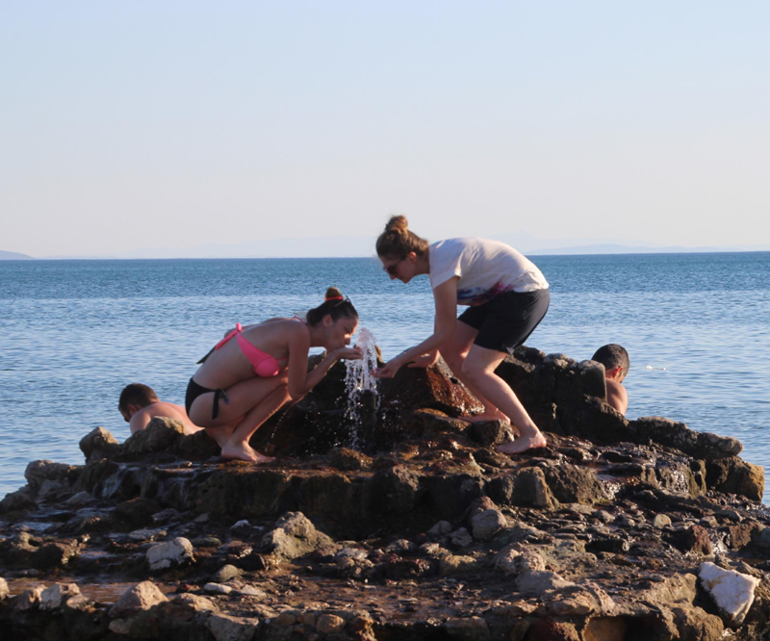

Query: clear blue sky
[2,2,768,257]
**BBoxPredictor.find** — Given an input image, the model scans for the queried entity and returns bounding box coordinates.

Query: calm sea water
[1,253,769,500]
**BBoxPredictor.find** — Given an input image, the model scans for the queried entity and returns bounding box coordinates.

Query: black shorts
[458,288,550,354]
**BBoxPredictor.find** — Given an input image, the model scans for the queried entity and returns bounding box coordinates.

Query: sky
[1,2,769,258]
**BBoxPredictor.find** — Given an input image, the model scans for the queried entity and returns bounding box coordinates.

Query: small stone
[238,586,267,598]
[276,611,297,627]
[109,581,168,618]
[428,520,453,537]
[298,612,316,627]
[316,613,346,634]
[206,613,260,641]
[439,555,478,576]
[471,509,507,541]
[450,528,473,547]
[146,537,194,570]
[213,564,243,583]
[0,578,9,600]
[109,619,131,635]
[204,583,234,595]
[41,582,81,610]
[653,514,672,529]
[174,593,218,612]
[337,546,370,560]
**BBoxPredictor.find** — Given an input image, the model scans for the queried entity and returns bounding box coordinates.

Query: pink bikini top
[214,323,285,377]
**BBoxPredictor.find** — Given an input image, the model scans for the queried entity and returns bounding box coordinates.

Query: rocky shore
[1,347,768,641]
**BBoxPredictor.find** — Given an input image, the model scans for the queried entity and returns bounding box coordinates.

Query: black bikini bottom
[185,377,229,420]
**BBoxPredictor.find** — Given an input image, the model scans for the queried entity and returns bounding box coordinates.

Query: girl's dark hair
[306,287,358,326]
[376,215,429,259]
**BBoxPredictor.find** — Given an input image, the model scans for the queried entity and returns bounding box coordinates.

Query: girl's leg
[221,384,292,462]
[440,322,510,422]
[188,375,290,462]
[461,344,547,454]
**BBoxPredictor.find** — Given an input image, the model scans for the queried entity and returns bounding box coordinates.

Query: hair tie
[325,296,344,301]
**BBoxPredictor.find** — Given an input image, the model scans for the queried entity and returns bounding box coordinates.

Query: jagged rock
[370,464,423,513]
[206,613,260,641]
[25,459,80,490]
[699,562,760,627]
[40,582,81,610]
[146,537,194,570]
[109,580,168,618]
[261,512,333,560]
[582,617,628,641]
[466,420,515,447]
[541,461,607,504]
[707,457,765,501]
[79,427,121,461]
[327,447,373,471]
[632,416,743,461]
[124,417,185,455]
[0,487,37,514]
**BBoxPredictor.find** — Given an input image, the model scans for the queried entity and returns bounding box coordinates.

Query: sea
[1,253,769,501]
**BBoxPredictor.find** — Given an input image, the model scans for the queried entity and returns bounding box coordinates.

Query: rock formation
[1,347,769,641]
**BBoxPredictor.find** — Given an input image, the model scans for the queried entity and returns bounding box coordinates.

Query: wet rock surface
[1,347,769,640]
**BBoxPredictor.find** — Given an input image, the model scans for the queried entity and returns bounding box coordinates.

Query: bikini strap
[214,323,243,351]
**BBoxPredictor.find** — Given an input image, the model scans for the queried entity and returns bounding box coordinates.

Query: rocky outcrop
[0,347,768,641]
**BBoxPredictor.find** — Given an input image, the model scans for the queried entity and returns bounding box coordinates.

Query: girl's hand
[373,358,403,379]
[407,350,440,369]
[335,346,364,361]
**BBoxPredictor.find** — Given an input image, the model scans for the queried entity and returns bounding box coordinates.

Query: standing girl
[373,217,550,454]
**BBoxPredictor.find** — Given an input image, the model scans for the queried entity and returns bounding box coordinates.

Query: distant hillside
[0,250,35,260]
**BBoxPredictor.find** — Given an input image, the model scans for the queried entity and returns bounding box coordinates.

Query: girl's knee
[461,358,489,382]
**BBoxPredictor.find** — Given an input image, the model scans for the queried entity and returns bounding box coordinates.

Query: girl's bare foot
[221,441,275,463]
[496,432,547,455]
[459,410,510,424]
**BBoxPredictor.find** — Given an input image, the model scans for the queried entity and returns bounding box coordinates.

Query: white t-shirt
[428,238,549,306]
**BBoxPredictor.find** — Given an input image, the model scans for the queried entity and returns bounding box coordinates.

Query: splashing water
[344,328,381,448]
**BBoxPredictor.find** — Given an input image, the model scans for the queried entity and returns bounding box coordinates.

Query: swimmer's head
[591,344,630,382]
[118,383,159,421]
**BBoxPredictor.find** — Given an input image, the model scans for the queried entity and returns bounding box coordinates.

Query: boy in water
[591,344,629,415]
[119,383,204,435]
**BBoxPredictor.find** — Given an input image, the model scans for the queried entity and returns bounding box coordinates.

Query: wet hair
[591,344,630,375]
[376,215,429,259]
[118,383,159,413]
[305,287,358,327]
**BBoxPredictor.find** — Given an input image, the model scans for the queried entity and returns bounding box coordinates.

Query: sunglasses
[383,257,404,275]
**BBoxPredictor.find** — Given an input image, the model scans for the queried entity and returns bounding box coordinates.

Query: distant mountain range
[0,250,36,260]
[5,235,770,260]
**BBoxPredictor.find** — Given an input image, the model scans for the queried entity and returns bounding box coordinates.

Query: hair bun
[325,286,343,300]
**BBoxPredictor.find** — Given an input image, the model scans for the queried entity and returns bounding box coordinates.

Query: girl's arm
[374,277,458,378]
[285,325,362,400]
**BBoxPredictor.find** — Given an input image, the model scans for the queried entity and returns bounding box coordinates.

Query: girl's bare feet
[221,441,275,463]
[496,432,547,455]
